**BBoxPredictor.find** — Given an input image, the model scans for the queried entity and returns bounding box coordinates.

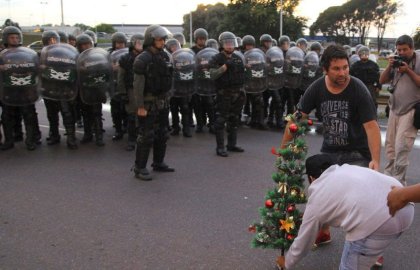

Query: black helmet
[57,31,68,43]
[68,34,76,42]
[193,28,208,41]
[218,31,238,49]
[310,41,322,52]
[272,39,278,47]
[236,37,242,47]
[278,35,290,46]
[84,30,97,45]
[2,26,22,46]
[205,38,219,50]
[296,38,308,50]
[76,33,93,50]
[42,30,60,46]
[165,38,181,53]
[111,32,127,48]
[143,24,170,48]
[259,34,273,45]
[129,33,144,48]
[173,32,186,46]
[242,35,255,47]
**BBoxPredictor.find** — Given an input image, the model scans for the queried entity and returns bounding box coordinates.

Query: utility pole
[189,12,193,46]
[60,0,64,26]
[279,0,283,38]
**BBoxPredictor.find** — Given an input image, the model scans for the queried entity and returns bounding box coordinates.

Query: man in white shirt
[276,154,414,269]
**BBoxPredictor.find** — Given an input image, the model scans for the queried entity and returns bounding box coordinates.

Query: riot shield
[194,47,218,96]
[0,47,39,106]
[265,46,285,90]
[77,47,112,105]
[40,43,79,101]
[244,48,266,94]
[109,47,129,97]
[301,51,321,92]
[284,47,304,89]
[172,48,195,97]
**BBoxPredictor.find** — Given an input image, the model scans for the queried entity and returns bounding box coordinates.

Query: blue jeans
[339,204,414,270]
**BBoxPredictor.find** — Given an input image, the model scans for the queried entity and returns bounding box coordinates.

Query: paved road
[1,103,419,270]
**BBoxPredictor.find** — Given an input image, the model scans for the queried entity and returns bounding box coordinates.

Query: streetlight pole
[40,1,48,26]
[279,0,283,38]
[121,4,127,33]
[60,0,64,26]
[189,12,193,46]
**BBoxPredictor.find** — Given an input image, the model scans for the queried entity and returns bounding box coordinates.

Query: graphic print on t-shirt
[320,100,350,146]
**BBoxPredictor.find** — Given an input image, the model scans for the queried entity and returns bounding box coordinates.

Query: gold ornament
[290,189,298,197]
[280,218,295,233]
[278,182,288,194]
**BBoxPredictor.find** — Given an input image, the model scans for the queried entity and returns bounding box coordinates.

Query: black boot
[170,125,180,136]
[182,116,192,138]
[133,166,152,181]
[47,125,61,145]
[81,120,93,144]
[152,143,175,172]
[66,126,78,150]
[134,145,152,180]
[227,129,244,152]
[215,130,228,157]
[94,118,105,147]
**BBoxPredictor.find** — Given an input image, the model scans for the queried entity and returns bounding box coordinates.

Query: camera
[392,55,406,68]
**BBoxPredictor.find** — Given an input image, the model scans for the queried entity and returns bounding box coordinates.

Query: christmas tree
[249,113,312,267]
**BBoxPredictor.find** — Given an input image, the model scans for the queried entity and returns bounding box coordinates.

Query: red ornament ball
[265,199,274,208]
[286,234,295,241]
[289,123,298,133]
[248,225,256,233]
[287,204,295,212]
[307,119,313,126]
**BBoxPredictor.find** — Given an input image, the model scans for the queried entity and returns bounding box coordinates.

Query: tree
[73,23,91,32]
[373,0,398,52]
[249,114,312,265]
[95,23,116,34]
[414,28,420,50]
[183,0,306,45]
[310,0,399,46]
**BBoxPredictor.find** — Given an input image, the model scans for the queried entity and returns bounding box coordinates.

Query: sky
[0,0,419,38]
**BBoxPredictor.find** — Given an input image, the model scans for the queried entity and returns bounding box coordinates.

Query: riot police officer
[191,28,209,132]
[76,34,106,146]
[109,32,128,141]
[0,26,40,150]
[210,31,246,157]
[40,30,78,149]
[173,32,186,48]
[350,46,381,108]
[167,39,194,137]
[132,25,175,180]
[117,34,144,151]
[68,34,76,47]
[259,34,273,128]
[205,39,219,50]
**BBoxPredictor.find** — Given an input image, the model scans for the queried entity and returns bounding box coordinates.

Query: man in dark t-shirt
[281,45,381,169]
[280,45,382,262]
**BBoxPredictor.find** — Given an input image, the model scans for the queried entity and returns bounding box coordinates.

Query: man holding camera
[379,35,420,186]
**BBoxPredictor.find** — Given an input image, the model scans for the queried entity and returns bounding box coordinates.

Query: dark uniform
[210,31,246,157]
[117,34,144,151]
[41,30,78,149]
[0,26,40,151]
[350,46,381,108]
[132,25,174,181]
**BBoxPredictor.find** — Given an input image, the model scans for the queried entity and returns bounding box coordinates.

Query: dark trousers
[1,104,38,146]
[170,96,191,132]
[135,102,170,169]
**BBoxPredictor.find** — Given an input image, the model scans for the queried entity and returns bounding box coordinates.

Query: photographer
[379,35,420,186]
